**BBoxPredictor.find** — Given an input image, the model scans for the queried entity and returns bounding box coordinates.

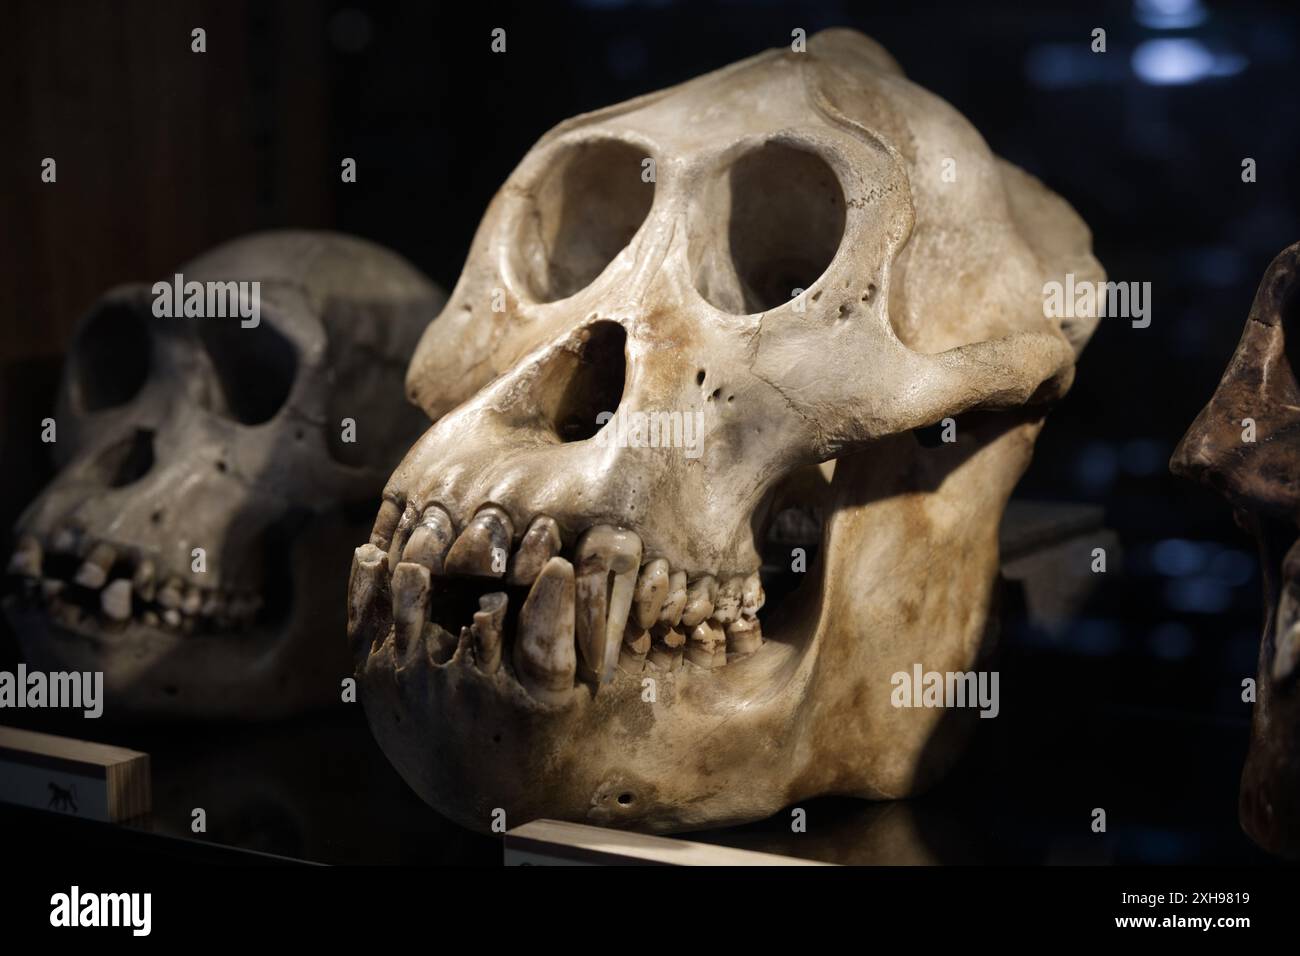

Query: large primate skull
[5,231,443,719]
[1172,242,1300,860]
[351,29,1102,833]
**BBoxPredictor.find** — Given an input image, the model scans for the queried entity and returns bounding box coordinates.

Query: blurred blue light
[1209,548,1255,587]
[1133,0,1208,30]
[1075,442,1119,494]
[1148,621,1195,660]
[1025,44,1123,90]
[1165,576,1231,613]
[1120,438,1166,477]
[1132,39,1247,86]
[1069,619,1123,656]
[1151,538,1206,576]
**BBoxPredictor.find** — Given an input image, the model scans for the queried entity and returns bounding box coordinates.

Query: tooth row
[6,533,261,631]
[358,502,769,702]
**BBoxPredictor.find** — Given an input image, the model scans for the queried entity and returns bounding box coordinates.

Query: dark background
[2,0,1298,863]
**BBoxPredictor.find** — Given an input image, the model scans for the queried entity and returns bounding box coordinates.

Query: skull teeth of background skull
[358,503,776,703]
[3,532,264,634]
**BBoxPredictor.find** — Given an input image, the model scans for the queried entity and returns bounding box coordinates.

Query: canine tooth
[348,544,390,651]
[514,556,577,705]
[472,592,508,674]
[574,525,642,684]
[648,622,686,669]
[1274,618,1300,682]
[370,499,403,550]
[445,505,514,578]
[132,560,157,601]
[713,576,744,625]
[680,575,716,628]
[685,619,726,668]
[390,561,432,653]
[741,572,765,617]
[507,515,562,586]
[658,570,687,626]
[182,586,203,616]
[157,577,184,609]
[101,579,133,622]
[633,558,670,629]
[401,504,456,574]
[727,617,763,655]
[74,543,116,589]
[8,535,41,577]
[162,608,182,629]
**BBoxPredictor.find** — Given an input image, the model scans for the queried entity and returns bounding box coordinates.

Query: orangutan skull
[5,231,443,719]
[351,29,1102,833]
[1171,241,1300,860]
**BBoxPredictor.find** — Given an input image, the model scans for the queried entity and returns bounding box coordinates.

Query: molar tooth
[657,570,687,626]
[726,617,763,656]
[444,505,514,578]
[472,592,508,674]
[348,544,391,652]
[685,619,726,668]
[507,515,562,586]
[8,535,42,577]
[713,576,744,625]
[514,556,577,705]
[680,574,717,628]
[390,561,432,653]
[632,558,669,629]
[1274,618,1300,682]
[648,622,686,670]
[101,579,132,622]
[370,499,403,550]
[74,543,116,590]
[132,560,157,602]
[741,572,765,618]
[574,525,642,685]
[401,504,456,574]
[157,576,184,609]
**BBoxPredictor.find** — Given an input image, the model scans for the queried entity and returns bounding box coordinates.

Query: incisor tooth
[648,622,685,669]
[401,504,456,574]
[1274,618,1300,682]
[348,543,389,647]
[507,515,562,586]
[472,592,508,674]
[445,505,514,578]
[632,558,669,629]
[75,543,116,590]
[680,575,716,628]
[686,619,726,668]
[727,617,762,655]
[101,579,132,622]
[574,525,642,684]
[514,556,577,705]
[370,499,403,550]
[741,572,765,617]
[658,570,687,626]
[8,536,41,577]
[390,561,432,653]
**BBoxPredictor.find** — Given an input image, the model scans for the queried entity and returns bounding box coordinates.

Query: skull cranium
[5,231,443,719]
[351,30,1102,832]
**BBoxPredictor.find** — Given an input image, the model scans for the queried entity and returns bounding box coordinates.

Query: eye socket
[72,303,152,412]
[513,139,655,303]
[690,141,846,314]
[199,318,297,425]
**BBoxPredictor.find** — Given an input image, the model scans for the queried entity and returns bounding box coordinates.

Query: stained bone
[444,505,514,578]
[680,575,716,628]
[402,504,456,574]
[514,556,577,704]
[574,525,642,684]
[507,515,562,586]
[101,579,133,622]
[390,560,432,652]
[8,536,41,577]
[632,558,670,629]
[472,591,508,674]
[657,570,687,626]
[712,576,744,625]
[74,543,116,590]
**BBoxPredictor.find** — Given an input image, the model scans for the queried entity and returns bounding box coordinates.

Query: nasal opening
[547,321,628,442]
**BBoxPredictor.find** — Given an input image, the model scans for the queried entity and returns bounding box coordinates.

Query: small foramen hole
[696,369,706,386]
[617,792,635,806]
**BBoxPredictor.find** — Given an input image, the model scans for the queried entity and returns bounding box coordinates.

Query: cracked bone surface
[2,231,445,719]
[352,29,1101,833]
[1171,241,1300,860]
